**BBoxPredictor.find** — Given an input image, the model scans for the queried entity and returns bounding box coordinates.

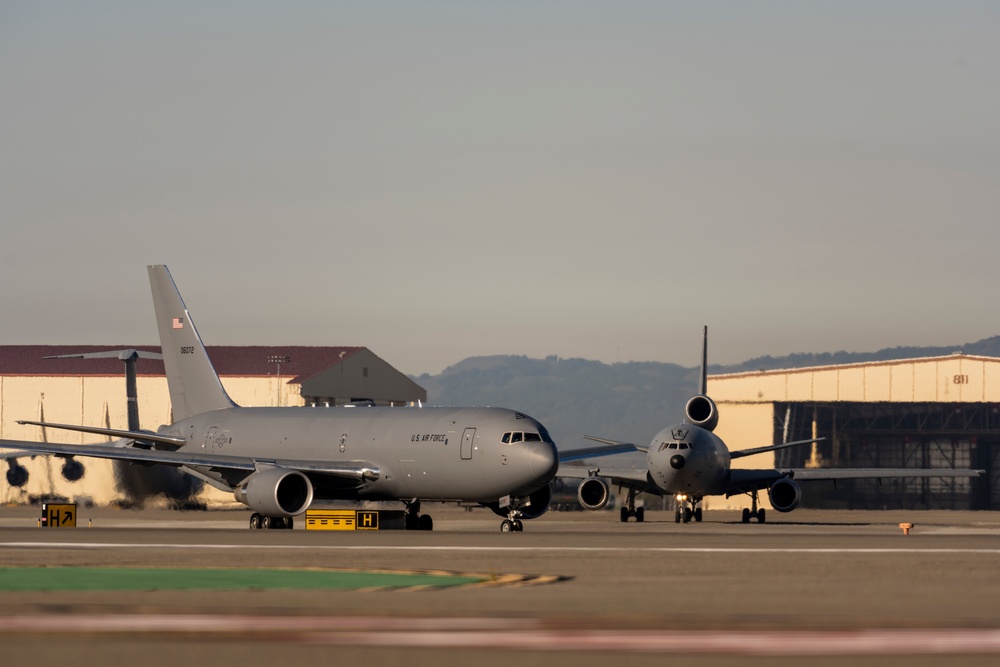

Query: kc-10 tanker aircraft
[558,327,984,523]
[0,266,559,532]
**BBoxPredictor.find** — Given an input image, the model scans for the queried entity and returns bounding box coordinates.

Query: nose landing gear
[500,498,525,532]
[673,495,704,523]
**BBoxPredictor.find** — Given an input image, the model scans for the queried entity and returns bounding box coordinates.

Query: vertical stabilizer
[699,325,708,396]
[148,265,236,420]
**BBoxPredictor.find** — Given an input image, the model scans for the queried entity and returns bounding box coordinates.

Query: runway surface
[2,504,999,666]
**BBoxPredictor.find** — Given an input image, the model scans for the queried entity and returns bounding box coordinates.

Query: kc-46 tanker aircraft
[0,266,559,532]
[558,327,984,523]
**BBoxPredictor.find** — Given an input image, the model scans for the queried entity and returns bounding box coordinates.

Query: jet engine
[768,478,801,513]
[61,458,85,482]
[519,483,552,519]
[6,461,28,487]
[234,468,314,517]
[485,484,552,520]
[684,395,719,432]
[577,476,611,510]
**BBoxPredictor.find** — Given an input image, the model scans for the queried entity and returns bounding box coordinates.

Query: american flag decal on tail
[172,317,184,329]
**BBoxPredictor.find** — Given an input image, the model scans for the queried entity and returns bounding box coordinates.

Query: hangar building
[709,354,999,511]
[0,345,425,505]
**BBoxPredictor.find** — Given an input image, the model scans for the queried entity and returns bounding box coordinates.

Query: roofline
[710,353,1000,380]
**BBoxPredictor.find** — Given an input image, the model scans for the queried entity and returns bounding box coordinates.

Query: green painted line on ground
[0,567,485,591]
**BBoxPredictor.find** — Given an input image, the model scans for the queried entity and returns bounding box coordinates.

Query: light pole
[268,355,291,407]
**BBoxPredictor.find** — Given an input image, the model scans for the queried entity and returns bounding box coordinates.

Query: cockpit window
[679,443,689,450]
[502,430,551,444]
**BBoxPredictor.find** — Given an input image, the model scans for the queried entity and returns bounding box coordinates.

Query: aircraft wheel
[758,509,766,524]
[418,514,434,531]
[513,520,524,532]
[405,513,419,530]
[683,508,692,523]
[694,508,702,522]
[500,519,513,533]
[249,513,262,529]
[741,508,751,524]
[635,507,644,523]
[620,507,630,522]
[286,517,294,530]
[674,509,681,523]
[261,515,273,529]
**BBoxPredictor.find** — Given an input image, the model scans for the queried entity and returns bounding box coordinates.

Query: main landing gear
[674,495,703,523]
[619,487,644,522]
[404,500,434,531]
[249,513,293,529]
[740,488,766,524]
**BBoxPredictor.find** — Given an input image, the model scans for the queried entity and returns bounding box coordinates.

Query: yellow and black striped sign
[305,509,404,531]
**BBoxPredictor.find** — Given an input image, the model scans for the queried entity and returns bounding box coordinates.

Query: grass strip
[0,566,484,591]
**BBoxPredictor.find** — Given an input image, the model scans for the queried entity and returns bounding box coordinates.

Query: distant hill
[412,336,1000,456]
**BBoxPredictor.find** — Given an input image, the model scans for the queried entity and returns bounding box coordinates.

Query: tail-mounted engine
[768,478,801,513]
[577,476,611,510]
[684,395,719,432]
[234,468,314,517]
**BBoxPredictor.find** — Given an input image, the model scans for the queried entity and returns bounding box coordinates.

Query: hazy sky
[2,2,998,375]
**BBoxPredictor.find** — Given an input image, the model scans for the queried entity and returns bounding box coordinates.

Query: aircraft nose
[527,442,559,481]
[670,454,686,470]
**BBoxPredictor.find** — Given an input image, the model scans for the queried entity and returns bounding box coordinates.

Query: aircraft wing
[0,439,380,484]
[729,437,825,460]
[785,467,984,481]
[557,463,652,488]
[559,437,639,463]
[0,450,38,460]
[724,466,983,497]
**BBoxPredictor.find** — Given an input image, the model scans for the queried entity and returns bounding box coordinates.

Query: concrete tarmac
[2,504,999,666]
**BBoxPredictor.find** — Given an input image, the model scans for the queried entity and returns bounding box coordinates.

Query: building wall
[1,374,302,506]
[712,355,1000,404]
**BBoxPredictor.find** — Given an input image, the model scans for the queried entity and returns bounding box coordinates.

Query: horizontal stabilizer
[16,420,186,448]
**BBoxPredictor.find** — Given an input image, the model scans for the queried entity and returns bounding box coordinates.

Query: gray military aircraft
[0,266,559,532]
[558,327,984,523]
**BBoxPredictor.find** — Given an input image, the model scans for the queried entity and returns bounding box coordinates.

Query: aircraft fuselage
[645,423,730,497]
[165,405,559,503]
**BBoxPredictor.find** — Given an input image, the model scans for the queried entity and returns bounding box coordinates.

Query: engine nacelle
[6,461,29,487]
[577,476,611,510]
[519,483,552,519]
[485,484,553,520]
[234,468,314,517]
[768,478,801,513]
[684,395,719,432]
[61,458,85,482]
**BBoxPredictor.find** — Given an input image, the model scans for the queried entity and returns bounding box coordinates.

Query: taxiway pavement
[1,505,999,666]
